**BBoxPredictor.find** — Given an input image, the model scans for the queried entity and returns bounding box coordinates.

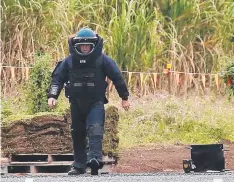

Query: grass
[2,0,233,72]
[2,90,234,149]
[1,0,234,156]
[2,0,234,99]
[1,88,69,119]
[108,92,234,149]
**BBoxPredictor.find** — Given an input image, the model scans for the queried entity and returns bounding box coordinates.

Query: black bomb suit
[47,35,129,169]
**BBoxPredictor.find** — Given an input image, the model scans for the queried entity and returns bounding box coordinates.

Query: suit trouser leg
[86,101,105,163]
[70,101,87,169]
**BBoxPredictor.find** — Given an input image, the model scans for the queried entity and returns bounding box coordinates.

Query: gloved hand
[122,100,130,111]
[48,98,57,109]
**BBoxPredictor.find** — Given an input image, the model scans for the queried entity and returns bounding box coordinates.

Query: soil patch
[113,143,234,173]
[1,106,119,159]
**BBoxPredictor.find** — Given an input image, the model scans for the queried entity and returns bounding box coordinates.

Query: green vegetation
[116,95,234,148]
[1,0,234,149]
[222,62,234,100]
[2,92,234,148]
[1,111,64,127]
[24,54,52,114]
[1,100,13,121]
[2,0,234,72]
[1,92,69,124]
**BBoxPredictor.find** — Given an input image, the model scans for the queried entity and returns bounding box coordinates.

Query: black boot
[68,167,85,175]
[86,158,103,175]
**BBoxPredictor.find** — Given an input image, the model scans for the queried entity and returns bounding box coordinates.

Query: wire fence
[0,66,227,97]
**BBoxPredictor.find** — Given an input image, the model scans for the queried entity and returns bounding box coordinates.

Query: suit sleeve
[103,55,129,100]
[47,58,69,99]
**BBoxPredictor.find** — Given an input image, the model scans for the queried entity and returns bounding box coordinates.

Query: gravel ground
[1,172,234,182]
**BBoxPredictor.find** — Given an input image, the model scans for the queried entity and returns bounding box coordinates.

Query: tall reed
[1,0,234,94]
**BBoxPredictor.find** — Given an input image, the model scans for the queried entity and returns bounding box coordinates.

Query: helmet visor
[74,42,95,55]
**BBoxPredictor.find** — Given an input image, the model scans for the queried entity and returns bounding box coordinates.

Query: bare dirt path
[113,143,234,173]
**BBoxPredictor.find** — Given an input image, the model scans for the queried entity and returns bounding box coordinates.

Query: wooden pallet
[1,153,116,174]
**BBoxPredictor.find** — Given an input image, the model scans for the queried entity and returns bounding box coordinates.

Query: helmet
[73,28,98,55]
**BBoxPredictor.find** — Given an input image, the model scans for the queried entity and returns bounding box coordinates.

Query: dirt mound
[1,114,71,156]
[1,106,120,159]
[103,106,119,158]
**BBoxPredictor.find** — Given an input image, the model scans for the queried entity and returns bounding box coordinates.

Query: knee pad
[87,124,104,137]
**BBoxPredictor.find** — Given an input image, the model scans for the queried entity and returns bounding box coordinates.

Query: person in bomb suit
[47,28,130,175]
